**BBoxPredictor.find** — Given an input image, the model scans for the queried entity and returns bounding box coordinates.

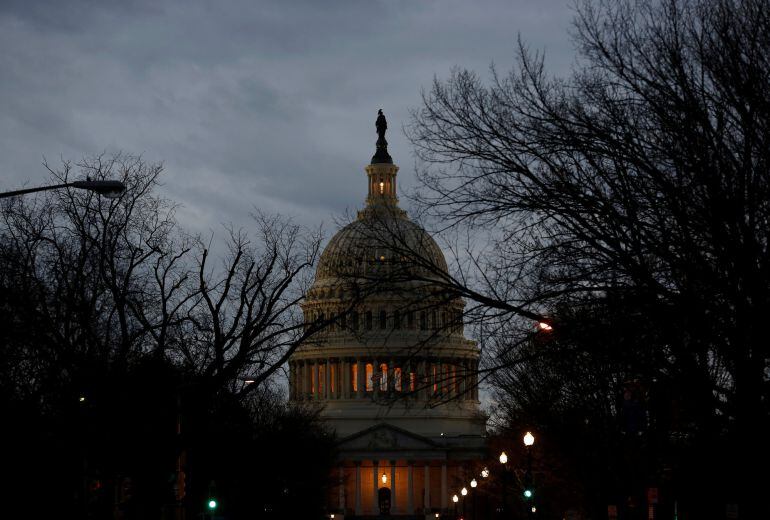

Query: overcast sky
[0,0,575,236]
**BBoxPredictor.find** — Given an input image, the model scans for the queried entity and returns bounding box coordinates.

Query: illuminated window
[409,372,416,392]
[379,181,385,194]
[366,363,374,392]
[351,363,358,392]
[394,367,402,392]
[380,363,388,391]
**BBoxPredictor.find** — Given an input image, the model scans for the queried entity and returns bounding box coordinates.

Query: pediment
[338,423,440,452]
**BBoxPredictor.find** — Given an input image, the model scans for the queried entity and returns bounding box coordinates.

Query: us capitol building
[288,111,486,519]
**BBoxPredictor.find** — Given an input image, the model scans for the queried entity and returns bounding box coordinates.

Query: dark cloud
[0,0,575,234]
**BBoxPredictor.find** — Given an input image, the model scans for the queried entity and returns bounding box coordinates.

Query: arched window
[393,367,402,392]
[393,310,401,330]
[352,311,359,331]
[407,311,414,329]
[365,363,374,392]
[379,309,387,329]
[365,310,373,330]
[379,363,388,391]
[420,311,427,330]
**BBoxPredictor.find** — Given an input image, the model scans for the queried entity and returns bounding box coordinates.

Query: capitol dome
[287,111,485,518]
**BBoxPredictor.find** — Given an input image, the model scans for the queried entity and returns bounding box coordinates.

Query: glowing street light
[538,321,552,331]
[381,473,387,484]
[452,494,459,503]
[499,451,508,464]
[461,487,468,496]
[481,467,489,478]
[470,478,477,488]
[524,431,535,447]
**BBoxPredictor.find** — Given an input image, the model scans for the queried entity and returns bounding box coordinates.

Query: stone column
[373,461,379,514]
[339,466,345,510]
[325,358,331,399]
[441,462,447,509]
[310,360,321,399]
[423,463,430,511]
[372,358,379,398]
[390,460,396,513]
[341,359,348,398]
[407,462,414,514]
[355,462,362,515]
[356,358,364,399]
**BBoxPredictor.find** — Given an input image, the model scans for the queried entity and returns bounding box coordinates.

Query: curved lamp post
[0,179,126,199]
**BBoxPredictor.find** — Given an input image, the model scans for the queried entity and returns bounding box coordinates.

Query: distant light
[524,489,533,499]
[452,494,459,503]
[531,506,537,513]
[435,514,439,518]
[499,451,508,464]
[244,379,256,385]
[524,431,535,447]
[379,181,385,194]
[481,467,489,478]
[208,499,217,510]
[330,515,335,519]
[461,487,468,496]
[381,473,387,484]
[538,322,552,331]
[470,478,477,488]
[79,396,86,402]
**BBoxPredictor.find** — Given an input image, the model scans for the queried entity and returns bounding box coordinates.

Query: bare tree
[401,0,770,516]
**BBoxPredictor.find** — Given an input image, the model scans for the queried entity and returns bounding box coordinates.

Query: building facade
[288,112,486,518]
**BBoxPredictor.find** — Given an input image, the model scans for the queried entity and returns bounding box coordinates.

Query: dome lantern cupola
[366,109,399,207]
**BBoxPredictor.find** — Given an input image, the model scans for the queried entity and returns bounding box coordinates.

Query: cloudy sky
[0,0,575,236]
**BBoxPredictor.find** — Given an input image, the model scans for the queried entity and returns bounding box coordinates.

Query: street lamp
[499,451,508,465]
[381,473,387,484]
[0,179,126,199]
[452,494,459,519]
[523,432,535,518]
[481,467,489,478]
[524,431,535,447]
[461,487,467,497]
[499,451,510,517]
[470,479,478,520]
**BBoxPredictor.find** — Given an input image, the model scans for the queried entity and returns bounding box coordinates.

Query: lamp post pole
[0,180,126,199]
[523,432,535,519]
[499,452,509,519]
[470,479,477,520]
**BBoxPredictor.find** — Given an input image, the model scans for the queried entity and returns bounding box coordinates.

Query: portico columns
[407,462,414,514]
[373,461,379,513]
[441,462,448,510]
[355,462,362,515]
[338,466,345,510]
[390,460,396,513]
[423,463,430,511]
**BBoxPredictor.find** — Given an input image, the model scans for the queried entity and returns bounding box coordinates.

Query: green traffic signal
[208,499,218,510]
[523,489,533,499]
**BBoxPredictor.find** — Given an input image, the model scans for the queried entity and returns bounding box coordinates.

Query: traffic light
[523,488,534,499]
[208,498,218,510]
